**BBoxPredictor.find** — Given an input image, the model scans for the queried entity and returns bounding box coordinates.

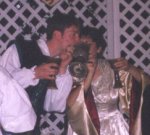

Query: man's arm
[0,66,36,133]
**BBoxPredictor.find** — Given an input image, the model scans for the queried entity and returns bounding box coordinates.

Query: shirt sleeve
[0,45,39,88]
[0,67,37,133]
[44,70,73,112]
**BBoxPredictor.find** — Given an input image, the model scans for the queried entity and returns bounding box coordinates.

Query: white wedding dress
[91,59,129,135]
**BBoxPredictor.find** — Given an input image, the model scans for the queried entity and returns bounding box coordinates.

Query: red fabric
[85,88,100,135]
[129,78,142,134]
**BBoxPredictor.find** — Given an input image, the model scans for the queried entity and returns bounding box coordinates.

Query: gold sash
[67,85,99,135]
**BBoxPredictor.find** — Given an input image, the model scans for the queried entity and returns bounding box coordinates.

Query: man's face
[61,25,80,49]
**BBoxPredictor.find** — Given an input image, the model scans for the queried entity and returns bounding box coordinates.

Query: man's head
[46,13,81,50]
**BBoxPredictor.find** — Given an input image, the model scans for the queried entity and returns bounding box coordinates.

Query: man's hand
[59,45,74,74]
[34,63,59,80]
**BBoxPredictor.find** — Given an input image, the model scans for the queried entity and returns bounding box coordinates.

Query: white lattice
[0,0,149,75]
[0,0,108,53]
[118,0,150,74]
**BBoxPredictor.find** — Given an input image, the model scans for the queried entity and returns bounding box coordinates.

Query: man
[0,66,36,135]
[0,12,81,135]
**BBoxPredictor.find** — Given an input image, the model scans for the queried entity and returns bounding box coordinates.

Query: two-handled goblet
[108,59,122,88]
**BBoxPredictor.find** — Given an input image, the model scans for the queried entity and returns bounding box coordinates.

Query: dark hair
[81,26,107,52]
[46,12,81,40]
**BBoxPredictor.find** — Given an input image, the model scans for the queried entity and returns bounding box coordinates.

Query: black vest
[15,35,49,116]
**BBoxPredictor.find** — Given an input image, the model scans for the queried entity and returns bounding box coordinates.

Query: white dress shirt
[0,66,36,133]
[0,39,73,112]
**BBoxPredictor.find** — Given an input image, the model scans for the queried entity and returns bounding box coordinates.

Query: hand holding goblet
[44,57,61,89]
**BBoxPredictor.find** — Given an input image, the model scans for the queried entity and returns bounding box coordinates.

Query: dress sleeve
[119,70,150,135]
[67,85,99,135]
[131,73,150,135]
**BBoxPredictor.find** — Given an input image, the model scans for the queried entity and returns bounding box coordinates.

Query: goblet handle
[108,59,122,88]
[113,70,122,88]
